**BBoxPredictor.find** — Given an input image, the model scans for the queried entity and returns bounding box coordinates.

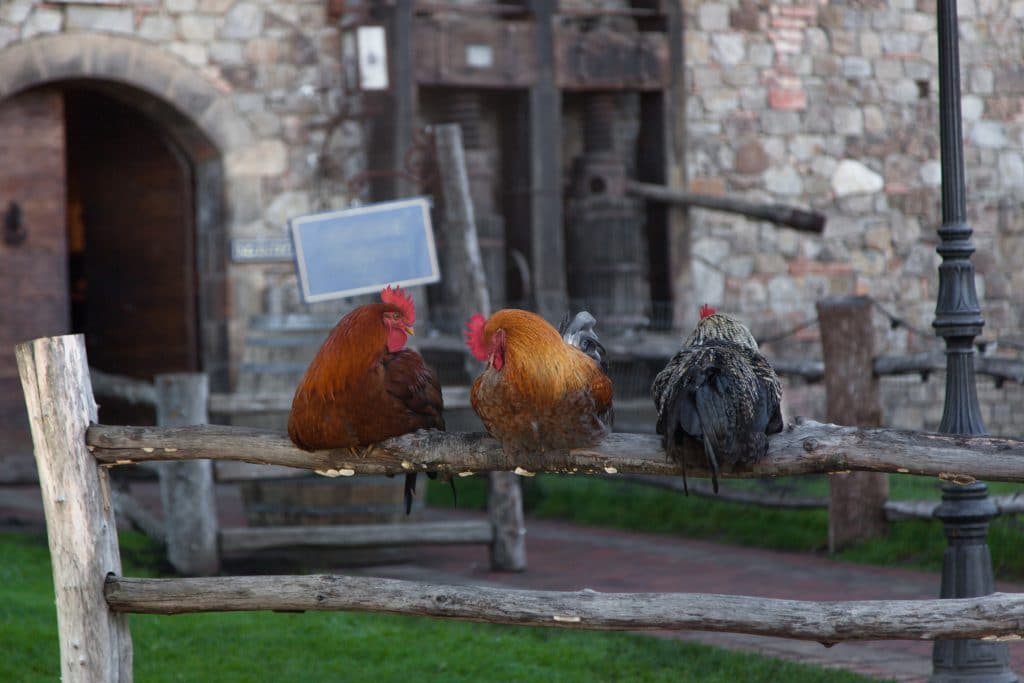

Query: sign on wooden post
[816,296,889,553]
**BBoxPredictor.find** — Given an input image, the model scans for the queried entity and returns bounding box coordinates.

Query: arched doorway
[66,86,199,381]
[0,74,232,462]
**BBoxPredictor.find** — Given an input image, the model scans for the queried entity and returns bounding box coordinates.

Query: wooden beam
[434,122,526,572]
[817,297,888,553]
[16,335,133,682]
[87,419,1024,483]
[220,520,493,554]
[526,0,567,321]
[154,373,219,576]
[89,366,156,406]
[111,489,165,542]
[626,180,826,233]
[103,574,1024,642]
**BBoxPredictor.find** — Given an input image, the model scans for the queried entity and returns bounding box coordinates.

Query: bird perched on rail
[559,310,608,372]
[651,305,782,494]
[466,308,613,470]
[287,285,445,514]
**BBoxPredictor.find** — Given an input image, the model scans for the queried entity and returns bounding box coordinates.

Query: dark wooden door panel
[66,89,197,382]
[0,89,68,457]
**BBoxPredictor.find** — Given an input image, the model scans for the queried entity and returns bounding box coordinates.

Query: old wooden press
[344,0,682,331]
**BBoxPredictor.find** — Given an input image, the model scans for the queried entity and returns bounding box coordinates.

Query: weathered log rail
[87,419,1024,484]
[18,334,1024,682]
[103,574,1024,643]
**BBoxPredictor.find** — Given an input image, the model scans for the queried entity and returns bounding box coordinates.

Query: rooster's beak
[405,326,415,336]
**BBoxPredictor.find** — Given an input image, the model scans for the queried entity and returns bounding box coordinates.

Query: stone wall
[683,0,1024,343]
[684,0,1024,435]
[0,0,363,386]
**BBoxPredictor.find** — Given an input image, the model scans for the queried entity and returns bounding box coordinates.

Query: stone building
[1,0,1023,466]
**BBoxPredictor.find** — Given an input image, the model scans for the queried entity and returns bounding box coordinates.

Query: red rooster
[465,309,613,469]
[287,285,444,513]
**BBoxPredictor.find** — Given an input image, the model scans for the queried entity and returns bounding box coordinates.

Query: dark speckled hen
[651,305,782,494]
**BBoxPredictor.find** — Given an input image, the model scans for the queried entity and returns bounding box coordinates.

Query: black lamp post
[930,0,1017,680]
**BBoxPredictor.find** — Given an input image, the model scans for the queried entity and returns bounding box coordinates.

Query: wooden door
[0,90,69,463]
[65,89,198,383]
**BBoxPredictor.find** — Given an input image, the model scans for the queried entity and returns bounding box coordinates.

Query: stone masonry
[1,0,1022,435]
[685,0,1024,437]
[0,0,364,382]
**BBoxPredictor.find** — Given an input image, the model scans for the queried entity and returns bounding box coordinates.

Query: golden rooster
[287,285,444,513]
[465,308,613,469]
[651,304,782,493]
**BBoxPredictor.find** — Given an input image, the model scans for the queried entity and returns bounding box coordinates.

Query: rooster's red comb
[465,313,489,362]
[381,285,415,325]
[699,304,717,320]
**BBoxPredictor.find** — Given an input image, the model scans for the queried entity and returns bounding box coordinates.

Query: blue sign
[289,198,441,303]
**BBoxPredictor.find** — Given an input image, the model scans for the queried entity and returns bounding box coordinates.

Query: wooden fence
[87,367,498,577]
[17,333,1024,682]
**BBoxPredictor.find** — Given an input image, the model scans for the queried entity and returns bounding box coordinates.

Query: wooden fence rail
[87,420,1024,484]
[104,574,1024,643]
[16,334,1024,682]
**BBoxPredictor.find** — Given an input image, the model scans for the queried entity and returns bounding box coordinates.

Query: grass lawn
[428,473,1024,581]
[0,533,888,683]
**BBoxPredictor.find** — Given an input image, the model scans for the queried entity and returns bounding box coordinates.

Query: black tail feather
[702,433,721,494]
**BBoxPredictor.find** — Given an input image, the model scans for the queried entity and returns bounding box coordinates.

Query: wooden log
[89,366,157,405]
[16,335,133,682]
[86,419,1024,484]
[625,179,826,233]
[103,573,1024,642]
[434,122,526,572]
[154,374,219,576]
[817,297,889,553]
[220,520,493,554]
[111,488,165,541]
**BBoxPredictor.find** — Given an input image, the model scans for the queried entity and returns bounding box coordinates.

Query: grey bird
[559,310,607,371]
[651,304,783,494]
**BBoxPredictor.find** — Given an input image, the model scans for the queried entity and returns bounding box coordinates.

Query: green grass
[429,473,1024,580]
[0,532,888,683]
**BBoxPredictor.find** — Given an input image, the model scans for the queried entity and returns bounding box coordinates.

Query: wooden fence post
[15,334,133,682]
[154,373,219,576]
[816,296,889,553]
[434,123,527,571]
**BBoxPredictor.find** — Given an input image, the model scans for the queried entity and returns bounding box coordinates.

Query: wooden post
[526,0,568,321]
[434,123,527,571]
[816,297,889,553]
[15,334,133,682]
[154,373,219,576]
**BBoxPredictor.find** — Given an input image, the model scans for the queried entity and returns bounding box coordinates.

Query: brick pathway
[4,482,1022,682]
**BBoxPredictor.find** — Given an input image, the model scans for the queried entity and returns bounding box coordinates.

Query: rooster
[559,310,607,371]
[465,309,613,469]
[651,305,782,494]
[287,285,445,514]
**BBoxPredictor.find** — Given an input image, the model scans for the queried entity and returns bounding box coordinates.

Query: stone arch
[0,33,256,389]
[0,32,252,156]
